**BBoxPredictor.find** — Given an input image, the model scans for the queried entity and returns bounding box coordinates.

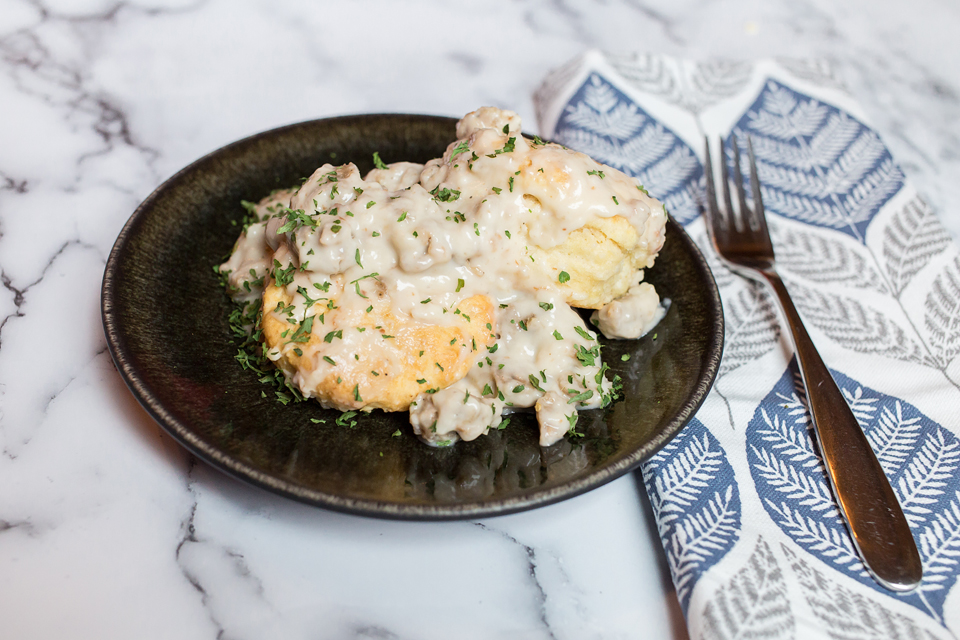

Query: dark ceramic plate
[102,114,722,520]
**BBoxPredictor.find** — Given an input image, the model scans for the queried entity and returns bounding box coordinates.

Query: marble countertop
[2,1,958,638]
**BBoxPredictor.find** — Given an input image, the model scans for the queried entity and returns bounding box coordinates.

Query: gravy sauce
[221,107,666,446]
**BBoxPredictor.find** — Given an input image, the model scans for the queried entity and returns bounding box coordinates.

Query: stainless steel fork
[704,136,923,592]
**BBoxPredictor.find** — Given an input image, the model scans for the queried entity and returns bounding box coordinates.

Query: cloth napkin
[535,52,960,639]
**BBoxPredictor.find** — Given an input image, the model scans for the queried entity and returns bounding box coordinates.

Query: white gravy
[221,107,666,447]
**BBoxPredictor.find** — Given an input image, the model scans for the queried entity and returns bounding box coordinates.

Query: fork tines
[703,135,774,258]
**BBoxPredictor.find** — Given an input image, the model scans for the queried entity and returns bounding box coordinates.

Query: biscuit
[515,146,666,309]
[261,282,496,412]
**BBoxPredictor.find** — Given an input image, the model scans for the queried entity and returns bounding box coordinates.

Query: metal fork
[704,136,923,592]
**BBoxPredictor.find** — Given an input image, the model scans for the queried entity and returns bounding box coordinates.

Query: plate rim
[101,113,724,521]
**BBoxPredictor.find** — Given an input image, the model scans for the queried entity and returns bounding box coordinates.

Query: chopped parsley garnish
[372,152,388,170]
[275,206,317,235]
[558,271,570,284]
[621,354,631,361]
[430,186,461,202]
[508,176,514,192]
[539,302,554,311]
[349,272,380,297]
[482,384,494,396]
[567,389,594,405]
[323,329,343,343]
[512,385,525,394]
[353,385,362,402]
[355,248,363,268]
[595,363,610,384]
[575,326,594,341]
[288,315,315,343]
[587,169,605,178]
[271,259,296,287]
[487,343,499,353]
[492,137,516,155]
[450,140,470,161]
[528,375,545,393]
[336,411,358,427]
[397,211,407,222]
[612,195,619,205]
[575,343,600,367]
[553,330,563,340]
[456,278,465,292]
[323,356,336,365]
[566,414,582,436]
[491,187,502,195]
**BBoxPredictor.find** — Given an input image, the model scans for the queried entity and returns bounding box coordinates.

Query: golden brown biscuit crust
[261,282,496,412]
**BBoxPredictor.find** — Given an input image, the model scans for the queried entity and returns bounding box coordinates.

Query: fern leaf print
[770,222,887,293]
[749,362,960,622]
[641,419,741,612]
[732,80,904,243]
[719,283,781,378]
[786,281,926,364]
[882,196,952,297]
[923,256,960,370]
[781,544,949,639]
[700,537,795,640]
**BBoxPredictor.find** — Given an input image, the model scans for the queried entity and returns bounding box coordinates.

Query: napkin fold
[535,51,960,639]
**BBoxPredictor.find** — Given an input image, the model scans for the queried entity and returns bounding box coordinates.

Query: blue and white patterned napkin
[535,52,960,639]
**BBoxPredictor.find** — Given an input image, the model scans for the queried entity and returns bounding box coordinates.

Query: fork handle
[760,269,923,592]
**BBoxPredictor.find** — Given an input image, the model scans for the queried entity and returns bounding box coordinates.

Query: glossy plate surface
[101,114,723,520]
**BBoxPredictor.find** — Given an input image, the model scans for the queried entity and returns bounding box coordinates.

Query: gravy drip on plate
[221,107,666,447]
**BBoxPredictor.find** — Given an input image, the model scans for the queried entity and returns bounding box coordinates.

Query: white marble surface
[2,1,959,638]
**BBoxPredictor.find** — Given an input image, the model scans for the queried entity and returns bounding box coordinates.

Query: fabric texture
[535,52,960,639]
